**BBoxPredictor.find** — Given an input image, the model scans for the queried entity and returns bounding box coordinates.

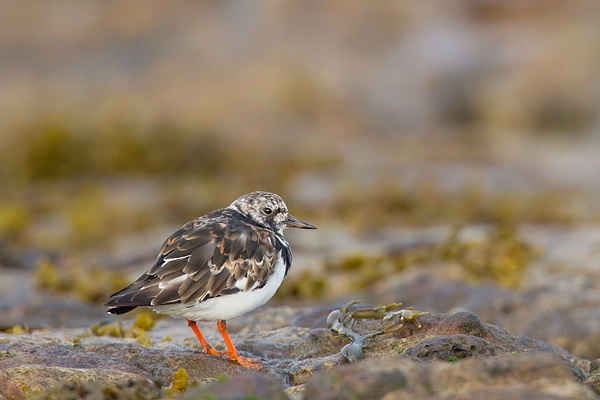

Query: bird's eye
[263,207,273,215]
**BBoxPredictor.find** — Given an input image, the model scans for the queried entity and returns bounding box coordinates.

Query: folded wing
[104,209,282,314]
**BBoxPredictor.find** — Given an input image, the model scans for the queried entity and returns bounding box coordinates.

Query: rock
[81,342,254,387]
[0,307,595,398]
[584,358,600,395]
[305,353,596,400]
[365,260,600,361]
[183,372,287,400]
[31,379,161,400]
[0,335,153,400]
[339,311,588,381]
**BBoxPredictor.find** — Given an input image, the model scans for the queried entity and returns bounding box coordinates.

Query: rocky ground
[1,307,599,400]
[2,224,600,399]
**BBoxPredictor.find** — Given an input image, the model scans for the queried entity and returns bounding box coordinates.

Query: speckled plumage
[104,191,315,368]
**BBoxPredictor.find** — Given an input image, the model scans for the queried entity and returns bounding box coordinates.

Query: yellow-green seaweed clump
[5,325,30,335]
[90,314,158,345]
[133,313,156,331]
[171,368,188,392]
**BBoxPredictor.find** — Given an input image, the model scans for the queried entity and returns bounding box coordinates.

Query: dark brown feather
[156,257,189,279]
[211,247,228,271]
[206,269,230,297]
[184,242,214,273]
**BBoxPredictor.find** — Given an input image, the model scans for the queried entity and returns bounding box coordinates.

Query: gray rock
[305,353,596,400]
[365,259,600,361]
[32,379,161,400]
[183,372,288,400]
[584,358,600,395]
[0,335,153,400]
[2,307,595,399]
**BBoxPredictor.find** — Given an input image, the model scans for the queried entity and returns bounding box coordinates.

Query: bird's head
[228,191,316,233]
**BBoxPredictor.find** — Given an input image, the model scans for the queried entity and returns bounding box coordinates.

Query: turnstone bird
[104,191,316,368]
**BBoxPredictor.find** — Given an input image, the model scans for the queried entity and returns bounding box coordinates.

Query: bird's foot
[208,349,260,368]
[227,352,262,369]
[203,347,221,356]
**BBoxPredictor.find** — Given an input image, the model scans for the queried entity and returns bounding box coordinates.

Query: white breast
[154,253,287,322]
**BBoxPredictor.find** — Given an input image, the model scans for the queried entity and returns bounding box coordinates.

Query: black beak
[285,214,317,229]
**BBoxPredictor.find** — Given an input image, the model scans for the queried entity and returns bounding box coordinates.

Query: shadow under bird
[104,191,316,368]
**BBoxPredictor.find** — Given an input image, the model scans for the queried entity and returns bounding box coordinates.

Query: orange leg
[187,320,220,355]
[216,320,261,369]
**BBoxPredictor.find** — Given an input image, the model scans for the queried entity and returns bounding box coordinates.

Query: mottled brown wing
[105,209,282,312]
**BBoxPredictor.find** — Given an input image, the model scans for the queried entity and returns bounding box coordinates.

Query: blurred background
[2,0,600,357]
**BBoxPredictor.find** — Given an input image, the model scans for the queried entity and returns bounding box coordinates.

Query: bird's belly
[154,257,287,322]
